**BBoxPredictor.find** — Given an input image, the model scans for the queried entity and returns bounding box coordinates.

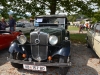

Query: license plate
[23,64,47,71]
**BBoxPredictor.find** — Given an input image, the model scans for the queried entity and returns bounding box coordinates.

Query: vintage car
[8,15,71,75]
[86,23,100,58]
[6,22,34,33]
[0,30,21,50]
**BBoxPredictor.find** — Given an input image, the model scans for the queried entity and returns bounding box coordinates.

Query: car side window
[90,24,94,30]
[90,24,96,32]
[95,24,100,33]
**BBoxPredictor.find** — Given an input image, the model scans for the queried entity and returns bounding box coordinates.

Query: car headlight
[17,35,27,44]
[65,37,68,40]
[49,35,58,45]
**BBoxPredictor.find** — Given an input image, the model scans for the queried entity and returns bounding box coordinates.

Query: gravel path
[0,43,100,75]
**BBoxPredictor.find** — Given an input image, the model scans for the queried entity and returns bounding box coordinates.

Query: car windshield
[34,17,65,27]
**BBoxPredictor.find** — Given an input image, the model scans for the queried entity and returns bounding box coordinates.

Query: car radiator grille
[30,31,49,61]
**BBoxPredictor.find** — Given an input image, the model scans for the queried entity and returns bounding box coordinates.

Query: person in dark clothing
[79,24,83,33]
[9,15,16,32]
[0,17,7,30]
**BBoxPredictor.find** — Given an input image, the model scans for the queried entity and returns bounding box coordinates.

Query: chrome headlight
[65,37,68,40]
[49,35,58,45]
[17,35,27,44]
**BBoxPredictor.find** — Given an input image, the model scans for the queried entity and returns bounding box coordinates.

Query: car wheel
[59,56,69,75]
[10,53,23,69]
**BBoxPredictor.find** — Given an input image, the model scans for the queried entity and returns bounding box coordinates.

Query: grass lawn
[70,33,86,44]
[68,26,87,44]
[68,26,79,31]
[68,25,87,31]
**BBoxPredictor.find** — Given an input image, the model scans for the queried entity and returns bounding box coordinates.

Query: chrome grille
[30,31,48,61]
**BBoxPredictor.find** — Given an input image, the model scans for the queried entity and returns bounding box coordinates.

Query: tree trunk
[49,0,57,15]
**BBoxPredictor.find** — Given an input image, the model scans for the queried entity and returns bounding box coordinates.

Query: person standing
[79,24,83,33]
[9,15,16,32]
[86,23,88,31]
[0,17,7,30]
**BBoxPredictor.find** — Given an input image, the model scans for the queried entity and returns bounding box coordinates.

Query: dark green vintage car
[8,15,71,75]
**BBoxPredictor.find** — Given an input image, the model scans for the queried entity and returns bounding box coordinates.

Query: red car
[0,30,21,50]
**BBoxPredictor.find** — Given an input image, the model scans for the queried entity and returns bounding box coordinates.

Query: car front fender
[52,46,70,56]
[9,42,23,53]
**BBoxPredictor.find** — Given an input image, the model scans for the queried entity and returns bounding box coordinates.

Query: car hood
[31,27,65,45]
[40,27,65,43]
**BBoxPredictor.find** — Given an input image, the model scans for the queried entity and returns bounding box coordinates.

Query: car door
[0,33,5,50]
[0,32,15,50]
[87,24,95,47]
[93,24,100,57]
[3,33,15,46]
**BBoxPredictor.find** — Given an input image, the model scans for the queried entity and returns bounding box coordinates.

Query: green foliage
[91,10,100,22]
[67,15,77,22]
[0,0,99,19]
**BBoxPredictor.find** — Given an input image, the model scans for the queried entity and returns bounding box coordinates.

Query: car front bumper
[7,57,71,67]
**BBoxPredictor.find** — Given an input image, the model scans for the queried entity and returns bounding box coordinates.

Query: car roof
[35,15,67,18]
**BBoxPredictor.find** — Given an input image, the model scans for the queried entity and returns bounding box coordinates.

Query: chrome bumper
[7,57,71,67]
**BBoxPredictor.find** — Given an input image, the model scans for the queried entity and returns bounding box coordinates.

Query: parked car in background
[86,23,100,58]
[8,15,71,75]
[0,30,21,50]
[6,22,34,33]
[16,22,25,27]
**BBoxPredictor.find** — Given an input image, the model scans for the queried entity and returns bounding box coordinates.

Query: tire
[59,56,69,75]
[10,53,23,69]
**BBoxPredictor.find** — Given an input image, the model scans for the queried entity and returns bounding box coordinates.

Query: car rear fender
[52,47,70,56]
[9,42,23,53]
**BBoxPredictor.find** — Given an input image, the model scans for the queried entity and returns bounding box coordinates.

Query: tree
[0,0,99,18]
[91,10,100,22]
[67,15,77,22]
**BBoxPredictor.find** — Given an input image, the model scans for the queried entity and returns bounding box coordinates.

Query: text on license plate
[23,64,47,71]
